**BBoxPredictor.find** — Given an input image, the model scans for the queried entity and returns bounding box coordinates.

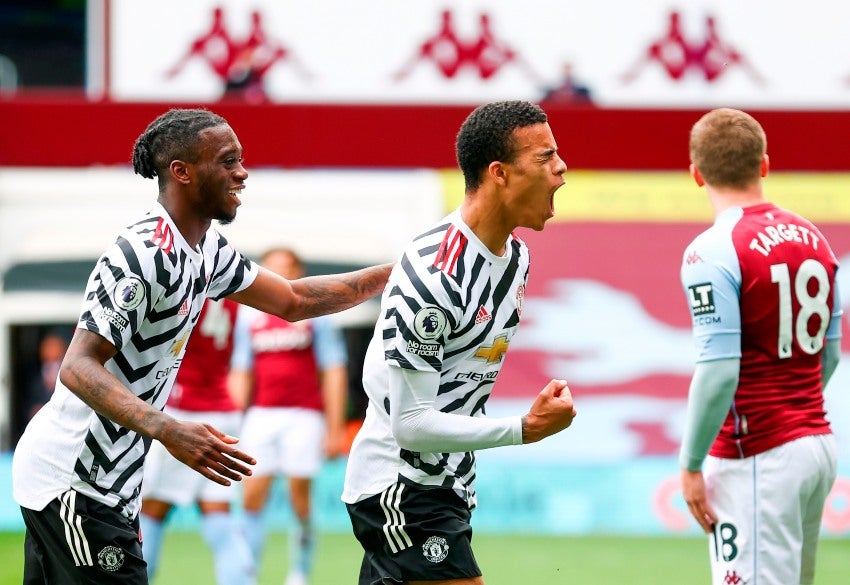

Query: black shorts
[346,481,481,585]
[21,490,147,584]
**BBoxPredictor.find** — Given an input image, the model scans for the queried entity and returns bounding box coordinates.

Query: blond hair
[689,108,766,189]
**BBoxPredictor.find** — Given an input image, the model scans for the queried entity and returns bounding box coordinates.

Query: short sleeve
[680,227,743,362]
[77,242,153,351]
[381,258,459,373]
[311,316,348,369]
[205,232,258,300]
[230,305,257,370]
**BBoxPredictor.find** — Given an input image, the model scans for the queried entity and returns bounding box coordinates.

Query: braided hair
[131,109,228,185]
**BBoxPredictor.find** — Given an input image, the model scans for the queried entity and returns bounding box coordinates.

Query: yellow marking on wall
[439,170,850,223]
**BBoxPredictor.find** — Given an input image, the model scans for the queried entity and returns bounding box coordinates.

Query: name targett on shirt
[749,223,820,257]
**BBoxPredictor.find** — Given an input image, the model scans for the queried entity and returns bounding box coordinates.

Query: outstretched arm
[60,329,255,485]
[228,263,392,322]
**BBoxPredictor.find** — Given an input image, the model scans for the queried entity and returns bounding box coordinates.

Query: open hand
[160,420,256,486]
[681,468,717,533]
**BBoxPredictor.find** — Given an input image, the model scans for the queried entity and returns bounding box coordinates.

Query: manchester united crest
[97,545,125,572]
[516,284,525,316]
[422,535,449,563]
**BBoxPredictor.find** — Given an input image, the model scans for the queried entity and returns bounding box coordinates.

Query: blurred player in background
[678,108,842,585]
[24,328,71,422]
[139,297,254,585]
[12,108,392,584]
[342,100,577,585]
[230,248,349,585]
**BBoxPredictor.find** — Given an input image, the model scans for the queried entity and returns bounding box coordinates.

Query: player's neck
[708,186,766,217]
[459,198,509,256]
[158,195,211,249]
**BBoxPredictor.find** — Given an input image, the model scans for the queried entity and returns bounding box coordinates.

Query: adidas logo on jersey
[474,305,491,324]
[178,299,190,316]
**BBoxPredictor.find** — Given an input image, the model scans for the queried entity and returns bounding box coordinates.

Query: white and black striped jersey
[12,202,258,519]
[342,208,529,507]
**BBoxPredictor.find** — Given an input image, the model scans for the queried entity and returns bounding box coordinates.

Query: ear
[170,160,191,185]
[690,163,705,187]
[760,154,769,178]
[488,160,507,187]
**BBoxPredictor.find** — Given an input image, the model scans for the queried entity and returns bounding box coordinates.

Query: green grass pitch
[0,530,847,584]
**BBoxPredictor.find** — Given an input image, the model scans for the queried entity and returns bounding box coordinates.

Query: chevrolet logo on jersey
[474,335,510,363]
[688,282,715,315]
[169,331,190,357]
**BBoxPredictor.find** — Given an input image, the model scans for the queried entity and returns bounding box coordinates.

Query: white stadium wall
[98,0,850,109]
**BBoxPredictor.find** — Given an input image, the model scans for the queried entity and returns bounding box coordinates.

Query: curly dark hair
[455,100,548,192]
[131,108,228,188]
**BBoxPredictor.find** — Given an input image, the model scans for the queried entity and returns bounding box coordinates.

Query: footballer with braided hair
[13,108,392,584]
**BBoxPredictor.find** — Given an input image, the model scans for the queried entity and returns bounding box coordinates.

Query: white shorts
[239,407,326,478]
[141,408,244,506]
[704,433,837,585]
